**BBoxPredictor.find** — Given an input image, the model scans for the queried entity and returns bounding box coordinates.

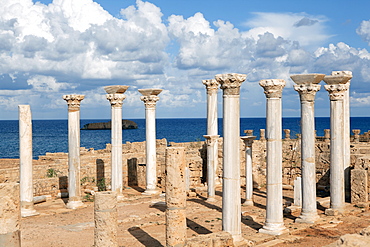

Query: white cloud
[357,20,370,45]
[27,75,73,92]
[243,12,330,49]
[1,0,370,119]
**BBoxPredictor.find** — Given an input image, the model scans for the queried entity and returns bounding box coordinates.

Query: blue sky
[1,0,370,120]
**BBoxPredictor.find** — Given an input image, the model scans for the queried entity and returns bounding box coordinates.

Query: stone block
[0,183,21,247]
[336,233,370,246]
[351,169,368,203]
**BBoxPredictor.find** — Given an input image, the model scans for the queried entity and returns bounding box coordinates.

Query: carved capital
[106,94,126,107]
[241,136,256,147]
[140,95,160,109]
[259,79,286,98]
[202,79,219,94]
[63,95,84,111]
[203,135,219,146]
[324,84,349,101]
[215,73,246,95]
[293,84,321,102]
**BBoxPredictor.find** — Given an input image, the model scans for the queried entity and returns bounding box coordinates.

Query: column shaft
[298,101,319,222]
[245,144,253,205]
[165,147,186,247]
[19,105,38,217]
[259,79,287,235]
[207,91,218,135]
[216,73,246,242]
[265,98,284,227]
[145,107,157,192]
[138,89,162,194]
[204,135,219,201]
[68,109,82,204]
[111,105,123,194]
[323,75,351,212]
[344,87,350,191]
[222,94,241,237]
[330,100,345,209]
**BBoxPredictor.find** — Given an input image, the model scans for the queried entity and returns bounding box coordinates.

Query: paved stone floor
[20,186,370,246]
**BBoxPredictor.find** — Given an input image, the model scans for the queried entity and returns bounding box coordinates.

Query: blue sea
[1,117,370,159]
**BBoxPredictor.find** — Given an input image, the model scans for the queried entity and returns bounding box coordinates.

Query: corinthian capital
[324,84,349,101]
[106,94,126,107]
[202,79,219,94]
[63,95,84,111]
[323,75,351,101]
[293,84,321,102]
[138,88,162,109]
[140,95,160,109]
[215,73,246,95]
[259,79,286,98]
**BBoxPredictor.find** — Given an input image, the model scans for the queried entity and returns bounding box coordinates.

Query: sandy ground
[20,186,370,247]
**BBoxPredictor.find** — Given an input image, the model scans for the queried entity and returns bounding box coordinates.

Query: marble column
[105,85,129,197]
[331,71,352,197]
[291,73,324,223]
[165,147,186,247]
[0,182,21,247]
[259,79,288,235]
[323,74,351,212]
[94,191,118,247]
[215,73,246,241]
[138,89,162,195]
[203,79,220,186]
[203,134,219,202]
[18,105,38,217]
[63,94,85,209]
[241,136,256,206]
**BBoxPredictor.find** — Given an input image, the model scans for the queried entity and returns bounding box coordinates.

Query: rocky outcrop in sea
[81,120,138,130]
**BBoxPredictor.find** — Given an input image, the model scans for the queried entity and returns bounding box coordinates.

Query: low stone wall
[1,130,370,199]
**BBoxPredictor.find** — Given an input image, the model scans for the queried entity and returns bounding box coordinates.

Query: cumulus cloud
[1,0,370,119]
[357,20,370,45]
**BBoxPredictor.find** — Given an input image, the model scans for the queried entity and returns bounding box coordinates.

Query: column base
[243,199,254,206]
[259,223,289,236]
[117,194,125,201]
[295,212,320,224]
[142,189,160,195]
[66,200,85,209]
[206,196,216,202]
[230,233,244,244]
[21,208,39,217]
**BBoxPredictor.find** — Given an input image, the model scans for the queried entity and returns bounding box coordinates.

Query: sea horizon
[1,117,370,159]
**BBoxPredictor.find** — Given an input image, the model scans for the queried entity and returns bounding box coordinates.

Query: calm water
[1,117,370,159]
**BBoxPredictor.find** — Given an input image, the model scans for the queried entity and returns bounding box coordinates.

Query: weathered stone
[94,191,118,247]
[166,147,186,247]
[336,233,370,246]
[0,183,21,247]
[351,169,368,203]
